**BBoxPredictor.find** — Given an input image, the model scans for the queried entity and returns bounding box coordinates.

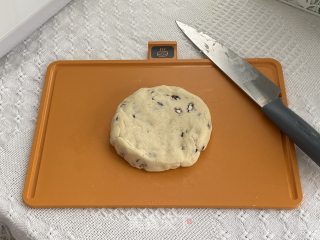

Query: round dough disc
[110,85,212,172]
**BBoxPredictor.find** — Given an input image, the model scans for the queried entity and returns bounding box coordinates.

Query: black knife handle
[262,98,320,166]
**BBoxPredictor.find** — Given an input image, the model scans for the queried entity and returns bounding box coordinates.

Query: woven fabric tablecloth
[280,0,320,16]
[1,0,320,239]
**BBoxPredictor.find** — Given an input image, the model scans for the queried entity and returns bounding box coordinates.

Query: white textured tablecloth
[1,0,320,239]
[280,0,320,16]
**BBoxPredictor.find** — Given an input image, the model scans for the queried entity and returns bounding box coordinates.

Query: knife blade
[176,20,320,165]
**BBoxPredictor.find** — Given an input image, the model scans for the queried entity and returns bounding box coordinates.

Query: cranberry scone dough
[110,85,212,172]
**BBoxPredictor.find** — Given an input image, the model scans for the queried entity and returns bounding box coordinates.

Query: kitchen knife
[176,20,320,166]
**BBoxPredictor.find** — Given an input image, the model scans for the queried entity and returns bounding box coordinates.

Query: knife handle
[262,98,320,166]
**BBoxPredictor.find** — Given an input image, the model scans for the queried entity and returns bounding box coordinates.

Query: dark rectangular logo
[151,46,174,58]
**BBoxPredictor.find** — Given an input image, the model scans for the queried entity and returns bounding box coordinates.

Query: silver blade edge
[176,21,280,107]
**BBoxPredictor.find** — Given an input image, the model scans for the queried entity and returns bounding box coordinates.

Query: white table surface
[0,0,320,239]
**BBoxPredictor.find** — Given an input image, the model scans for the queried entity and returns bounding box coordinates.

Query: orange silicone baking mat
[23,58,302,208]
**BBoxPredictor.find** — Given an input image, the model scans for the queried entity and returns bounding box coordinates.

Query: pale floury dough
[110,85,212,171]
